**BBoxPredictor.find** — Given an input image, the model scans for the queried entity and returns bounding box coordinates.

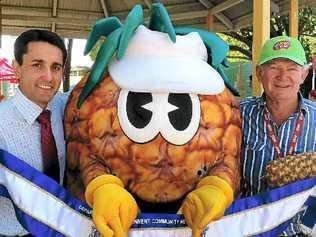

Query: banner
[0,58,18,83]
[0,149,315,237]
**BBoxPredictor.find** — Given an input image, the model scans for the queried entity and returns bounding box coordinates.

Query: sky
[0,35,93,68]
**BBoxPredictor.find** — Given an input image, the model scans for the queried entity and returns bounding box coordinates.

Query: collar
[258,92,308,114]
[12,88,50,125]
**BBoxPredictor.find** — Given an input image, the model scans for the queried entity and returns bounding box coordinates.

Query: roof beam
[169,10,208,21]
[51,22,56,32]
[3,14,95,26]
[99,0,109,18]
[143,0,152,9]
[214,13,233,30]
[2,25,91,38]
[1,2,203,21]
[198,0,213,8]
[198,0,234,30]
[232,0,310,30]
[51,0,58,32]
[52,0,58,16]
[2,9,210,25]
[2,22,229,38]
[209,0,244,15]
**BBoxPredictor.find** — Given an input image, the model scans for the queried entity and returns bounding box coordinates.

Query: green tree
[220,6,316,62]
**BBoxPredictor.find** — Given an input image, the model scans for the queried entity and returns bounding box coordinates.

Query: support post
[289,0,298,38]
[252,0,270,96]
[207,11,214,31]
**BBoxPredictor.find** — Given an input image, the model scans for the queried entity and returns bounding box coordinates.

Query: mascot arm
[209,153,240,195]
[181,176,234,237]
[78,149,114,188]
[85,174,138,237]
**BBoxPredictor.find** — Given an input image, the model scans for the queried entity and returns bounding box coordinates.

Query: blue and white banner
[0,149,95,237]
[0,149,315,237]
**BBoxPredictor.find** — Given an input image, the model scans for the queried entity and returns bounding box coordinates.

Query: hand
[180,176,233,237]
[85,175,138,237]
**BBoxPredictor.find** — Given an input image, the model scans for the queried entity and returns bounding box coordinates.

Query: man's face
[14,41,64,108]
[256,59,308,102]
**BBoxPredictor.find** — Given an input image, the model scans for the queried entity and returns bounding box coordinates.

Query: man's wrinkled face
[256,59,308,102]
[14,41,64,108]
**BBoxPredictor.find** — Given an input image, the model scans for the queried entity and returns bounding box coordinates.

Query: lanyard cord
[263,108,304,158]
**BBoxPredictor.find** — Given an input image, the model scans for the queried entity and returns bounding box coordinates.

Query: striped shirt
[240,94,316,236]
[0,88,68,236]
[240,93,316,197]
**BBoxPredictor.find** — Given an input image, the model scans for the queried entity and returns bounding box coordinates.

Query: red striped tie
[37,110,60,183]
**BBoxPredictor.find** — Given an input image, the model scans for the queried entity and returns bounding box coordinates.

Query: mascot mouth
[131,178,193,203]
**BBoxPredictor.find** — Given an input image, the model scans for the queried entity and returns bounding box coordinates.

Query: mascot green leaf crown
[77,3,239,108]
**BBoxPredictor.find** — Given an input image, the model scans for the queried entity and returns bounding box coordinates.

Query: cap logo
[273,40,291,50]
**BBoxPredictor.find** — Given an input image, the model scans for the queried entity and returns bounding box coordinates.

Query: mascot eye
[160,93,200,145]
[127,92,153,128]
[118,90,159,143]
[168,93,192,131]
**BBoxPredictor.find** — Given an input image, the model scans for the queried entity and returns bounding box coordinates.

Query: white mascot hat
[109,25,225,95]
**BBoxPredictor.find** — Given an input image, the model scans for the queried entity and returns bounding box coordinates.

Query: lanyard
[263,108,304,158]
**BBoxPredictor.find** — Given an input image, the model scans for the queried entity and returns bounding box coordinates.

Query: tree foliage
[220,6,316,62]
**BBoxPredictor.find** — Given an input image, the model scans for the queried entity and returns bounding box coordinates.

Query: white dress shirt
[0,88,67,236]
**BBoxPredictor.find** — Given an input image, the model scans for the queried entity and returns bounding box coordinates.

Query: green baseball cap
[258,36,307,66]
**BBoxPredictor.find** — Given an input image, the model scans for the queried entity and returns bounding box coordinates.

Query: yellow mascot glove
[85,175,138,237]
[181,176,234,237]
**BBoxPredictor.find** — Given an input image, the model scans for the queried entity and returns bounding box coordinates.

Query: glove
[180,176,234,237]
[85,174,138,237]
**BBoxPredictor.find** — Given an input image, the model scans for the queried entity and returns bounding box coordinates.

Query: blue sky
[1,35,93,68]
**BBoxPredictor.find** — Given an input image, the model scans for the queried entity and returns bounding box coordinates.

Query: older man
[240,36,316,236]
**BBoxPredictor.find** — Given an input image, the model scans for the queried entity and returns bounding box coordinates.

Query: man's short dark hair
[14,29,67,65]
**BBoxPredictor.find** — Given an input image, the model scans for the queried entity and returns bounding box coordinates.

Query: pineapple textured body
[65,74,242,205]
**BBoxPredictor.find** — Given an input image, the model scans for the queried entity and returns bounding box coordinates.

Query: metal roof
[1,0,316,38]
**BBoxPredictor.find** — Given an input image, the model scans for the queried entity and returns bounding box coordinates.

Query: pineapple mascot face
[65,4,241,237]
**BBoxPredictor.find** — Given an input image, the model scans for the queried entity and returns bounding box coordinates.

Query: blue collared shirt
[240,94,316,235]
[240,94,316,197]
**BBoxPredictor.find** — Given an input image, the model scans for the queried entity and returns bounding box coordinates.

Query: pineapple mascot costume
[65,3,241,237]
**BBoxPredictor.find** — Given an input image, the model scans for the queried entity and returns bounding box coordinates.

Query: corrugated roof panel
[58,0,100,11]
[0,0,315,38]
[1,0,50,8]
